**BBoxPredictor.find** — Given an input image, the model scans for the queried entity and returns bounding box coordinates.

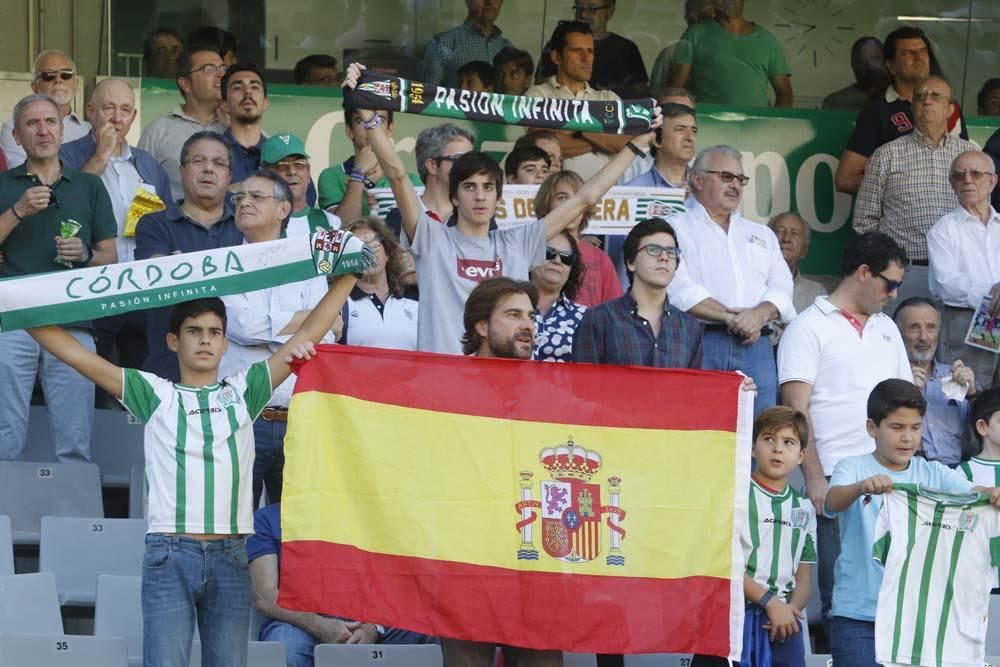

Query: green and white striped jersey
[958,457,1000,488]
[744,479,817,602]
[873,484,1000,667]
[119,362,272,535]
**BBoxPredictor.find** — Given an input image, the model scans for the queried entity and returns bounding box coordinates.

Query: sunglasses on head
[545,246,575,266]
[36,69,75,83]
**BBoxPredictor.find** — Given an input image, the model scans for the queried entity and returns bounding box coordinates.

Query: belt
[910,259,929,267]
[261,407,288,422]
[704,323,773,337]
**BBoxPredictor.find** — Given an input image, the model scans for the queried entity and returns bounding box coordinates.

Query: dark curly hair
[537,231,585,302]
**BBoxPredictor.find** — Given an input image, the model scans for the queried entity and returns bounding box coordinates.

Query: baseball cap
[261,133,310,165]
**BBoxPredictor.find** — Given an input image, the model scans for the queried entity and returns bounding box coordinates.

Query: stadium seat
[40,517,147,605]
[0,631,128,666]
[0,516,12,576]
[314,643,443,666]
[189,640,286,667]
[128,465,146,519]
[805,656,832,667]
[94,575,142,666]
[988,595,1000,656]
[0,461,103,544]
[624,655,693,666]
[0,572,63,634]
[563,653,598,666]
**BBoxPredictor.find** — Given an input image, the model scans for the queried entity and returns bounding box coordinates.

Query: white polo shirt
[342,287,419,351]
[927,205,1000,310]
[777,296,913,476]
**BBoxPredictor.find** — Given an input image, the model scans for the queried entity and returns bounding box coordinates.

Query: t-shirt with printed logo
[403,210,546,354]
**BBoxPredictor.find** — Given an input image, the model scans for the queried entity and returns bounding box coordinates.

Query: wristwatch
[757,590,775,609]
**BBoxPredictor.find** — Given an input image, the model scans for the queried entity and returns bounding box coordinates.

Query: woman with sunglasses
[534,171,624,308]
[338,217,419,350]
[530,231,586,362]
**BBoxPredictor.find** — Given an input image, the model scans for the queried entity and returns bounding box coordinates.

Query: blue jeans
[142,535,253,667]
[691,607,805,667]
[700,330,777,419]
[830,616,877,667]
[260,617,436,667]
[816,508,841,634]
[0,328,95,462]
[252,416,287,507]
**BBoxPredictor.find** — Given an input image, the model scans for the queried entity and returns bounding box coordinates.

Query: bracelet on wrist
[10,205,23,222]
[349,168,376,188]
[360,115,383,130]
[757,590,775,609]
[625,141,646,159]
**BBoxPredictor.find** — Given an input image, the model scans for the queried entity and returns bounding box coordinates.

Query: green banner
[139,80,1000,276]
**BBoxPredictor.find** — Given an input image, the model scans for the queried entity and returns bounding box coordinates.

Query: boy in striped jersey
[960,387,1000,487]
[824,379,1000,667]
[25,264,358,667]
[692,406,816,667]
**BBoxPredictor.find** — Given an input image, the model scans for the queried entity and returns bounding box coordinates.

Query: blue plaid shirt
[571,292,703,368]
[420,20,512,86]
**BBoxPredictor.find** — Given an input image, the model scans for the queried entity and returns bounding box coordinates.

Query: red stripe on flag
[292,345,742,431]
[279,540,734,656]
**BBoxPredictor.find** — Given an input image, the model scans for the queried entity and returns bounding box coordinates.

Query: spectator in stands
[0,50,90,168]
[778,232,912,632]
[339,218,419,351]
[504,145,550,184]
[978,78,1000,116]
[346,61,660,355]
[143,28,185,79]
[535,170,622,307]
[219,169,336,507]
[457,60,496,92]
[0,93,117,463]
[221,63,269,185]
[420,0,512,87]
[493,46,533,95]
[893,297,977,466]
[135,131,242,382]
[293,54,339,86]
[648,0,715,97]
[620,87,696,185]
[138,46,227,202]
[667,145,793,416]
[768,212,826,313]
[928,150,1000,386]
[821,37,889,111]
[536,0,649,98]
[261,133,340,237]
[526,21,629,180]
[835,26,968,194]
[626,102,696,191]
[668,0,792,108]
[531,231,585,362]
[853,76,976,304]
[189,26,238,66]
[60,78,172,376]
[318,105,422,222]
[248,502,433,667]
[514,130,562,172]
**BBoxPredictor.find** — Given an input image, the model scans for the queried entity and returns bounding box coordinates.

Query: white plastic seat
[94,575,142,667]
[0,631,128,666]
[0,572,63,634]
[314,643,443,666]
[0,516,12,576]
[128,465,146,520]
[189,639,286,667]
[624,655,694,666]
[987,595,1000,657]
[0,461,103,544]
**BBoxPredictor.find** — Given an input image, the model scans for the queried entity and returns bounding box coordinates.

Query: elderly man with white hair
[0,50,91,167]
[769,211,827,313]
[667,144,795,416]
[928,149,1000,385]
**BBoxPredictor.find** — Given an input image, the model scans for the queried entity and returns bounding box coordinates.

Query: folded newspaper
[964,294,1000,353]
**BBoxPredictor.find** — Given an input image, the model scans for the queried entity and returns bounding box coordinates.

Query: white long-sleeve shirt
[667,199,796,322]
[928,205,1000,309]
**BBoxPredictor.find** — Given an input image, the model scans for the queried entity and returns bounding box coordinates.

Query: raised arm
[342,63,423,243]
[27,325,123,398]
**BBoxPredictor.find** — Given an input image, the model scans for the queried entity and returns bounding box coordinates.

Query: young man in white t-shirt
[26,265,357,667]
[342,62,662,355]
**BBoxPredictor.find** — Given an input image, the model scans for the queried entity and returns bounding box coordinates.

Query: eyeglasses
[545,246,575,266]
[573,3,612,12]
[35,69,75,83]
[232,192,280,206]
[638,243,681,260]
[273,159,309,171]
[704,170,750,186]
[183,155,230,170]
[914,91,949,103]
[185,64,227,77]
[432,152,467,164]
[875,272,903,293]
[950,169,994,182]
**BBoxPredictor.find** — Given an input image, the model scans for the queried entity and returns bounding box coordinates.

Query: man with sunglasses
[666,144,794,418]
[928,150,1000,387]
[778,232,912,636]
[138,46,227,202]
[260,133,340,238]
[0,50,90,169]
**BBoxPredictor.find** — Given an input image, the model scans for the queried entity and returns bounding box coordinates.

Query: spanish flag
[278,346,751,658]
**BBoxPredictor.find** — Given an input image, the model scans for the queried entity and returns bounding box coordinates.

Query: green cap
[261,133,310,165]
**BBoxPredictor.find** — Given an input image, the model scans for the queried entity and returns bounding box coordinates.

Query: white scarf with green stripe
[0,229,373,331]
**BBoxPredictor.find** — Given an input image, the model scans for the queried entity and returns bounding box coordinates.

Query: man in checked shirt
[853,76,976,308]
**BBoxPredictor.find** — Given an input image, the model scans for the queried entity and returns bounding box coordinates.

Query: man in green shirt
[261,133,341,237]
[0,93,118,463]
[668,0,793,108]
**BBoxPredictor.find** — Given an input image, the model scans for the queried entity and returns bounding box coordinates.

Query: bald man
[0,50,91,168]
[60,78,172,375]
